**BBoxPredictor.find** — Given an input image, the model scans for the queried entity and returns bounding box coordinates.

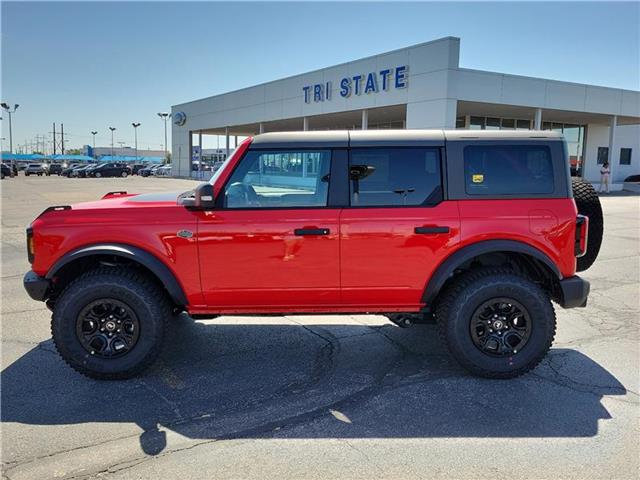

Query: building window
[620,148,632,165]
[349,148,442,206]
[501,119,515,129]
[456,116,466,129]
[469,116,484,130]
[485,117,501,130]
[597,147,609,165]
[516,119,531,130]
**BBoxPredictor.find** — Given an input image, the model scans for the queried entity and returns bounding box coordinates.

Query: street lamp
[132,122,141,164]
[157,112,170,162]
[90,131,98,152]
[1,102,19,169]
[108,127,116,157]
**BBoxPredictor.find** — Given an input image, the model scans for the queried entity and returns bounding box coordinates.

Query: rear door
[196,147,343,311]
[340,145,460,310]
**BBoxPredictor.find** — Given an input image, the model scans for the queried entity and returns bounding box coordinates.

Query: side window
[349,148,442,207]
[464,145,554,195]
[223,150,331,208]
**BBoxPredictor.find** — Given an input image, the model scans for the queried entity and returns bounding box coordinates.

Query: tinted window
[223,150,331,208]
[620,148,632,165]
[597,147,609,164]
[349,148,442,207]
[464,145,554,195]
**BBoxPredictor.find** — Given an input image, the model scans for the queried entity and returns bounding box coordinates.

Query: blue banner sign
[303,65,408,104]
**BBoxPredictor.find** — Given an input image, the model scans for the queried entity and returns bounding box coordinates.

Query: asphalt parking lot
[1,175,639,480]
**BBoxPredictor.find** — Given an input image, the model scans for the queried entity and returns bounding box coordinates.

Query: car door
[339,145,460,310]
[196,147,342,311]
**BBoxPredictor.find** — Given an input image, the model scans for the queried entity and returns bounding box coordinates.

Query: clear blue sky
[2,1,639,151]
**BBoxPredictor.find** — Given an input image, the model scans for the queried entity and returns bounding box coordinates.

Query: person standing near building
[599,162,611,193]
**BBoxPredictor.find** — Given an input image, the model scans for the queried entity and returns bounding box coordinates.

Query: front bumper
[558,275,590,308]
[23,271,50,301]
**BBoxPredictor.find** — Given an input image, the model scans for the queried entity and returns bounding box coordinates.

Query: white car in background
[24,163,48,176]
[155,165,172,177]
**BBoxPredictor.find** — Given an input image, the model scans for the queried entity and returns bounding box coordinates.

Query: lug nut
[100,328,105,332]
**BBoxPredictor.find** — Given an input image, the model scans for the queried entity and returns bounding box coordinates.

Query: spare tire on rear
[572,178,603,272]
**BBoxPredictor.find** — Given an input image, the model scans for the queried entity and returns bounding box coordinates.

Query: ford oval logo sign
[173,111,187,126]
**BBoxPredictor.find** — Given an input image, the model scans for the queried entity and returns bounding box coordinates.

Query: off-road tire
[435,268,556,379]
[572,177,603,271]
[51,267,171,380]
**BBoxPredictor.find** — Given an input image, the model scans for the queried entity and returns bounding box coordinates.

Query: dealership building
[171,37,639,186]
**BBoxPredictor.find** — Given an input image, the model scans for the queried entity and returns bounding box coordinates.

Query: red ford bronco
[23,130,603,380]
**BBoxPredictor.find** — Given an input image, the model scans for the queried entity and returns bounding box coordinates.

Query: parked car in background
[131,164,146,175]
[47,163,64,175]
[155,165,172,176]
[25,164,47,176]
[70,165,91,178]
[1,163,13,179]
[87,163,130,178]
[139,165,160,177]
[62,164,81,177]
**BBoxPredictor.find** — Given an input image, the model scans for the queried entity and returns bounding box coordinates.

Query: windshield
[208,145,239,185]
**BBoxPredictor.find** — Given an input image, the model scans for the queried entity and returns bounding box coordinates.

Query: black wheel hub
[76,299,140,358]
[470,298,531,357]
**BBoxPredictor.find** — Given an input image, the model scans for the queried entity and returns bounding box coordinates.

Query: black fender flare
[422,239,561,306]
[46,243,188,306]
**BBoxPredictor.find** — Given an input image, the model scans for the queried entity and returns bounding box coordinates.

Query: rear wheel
[95,172,102,178]
[572,178,603,271]
[122,171,128,178]
[51,268,171,380]
[436,268,556,379]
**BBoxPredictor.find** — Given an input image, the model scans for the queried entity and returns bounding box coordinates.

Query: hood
[69,190,190,211]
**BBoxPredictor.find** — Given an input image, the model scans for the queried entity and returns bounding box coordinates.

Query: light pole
[90,131,97,153]
[1,102,19,169]
[157,112,169,163]
[132,122,141,164]
[108,127,116,157]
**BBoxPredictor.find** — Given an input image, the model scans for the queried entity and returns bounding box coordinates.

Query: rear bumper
[23,271,50,301]
[558,275,590,308]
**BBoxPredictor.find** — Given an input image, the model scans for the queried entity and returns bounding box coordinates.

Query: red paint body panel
[339,202,461,309]
[196,208,341,308]
[30,195,203,307]
[457,199,578,278]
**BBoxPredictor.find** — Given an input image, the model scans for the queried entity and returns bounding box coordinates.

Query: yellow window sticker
[472,174,484,183]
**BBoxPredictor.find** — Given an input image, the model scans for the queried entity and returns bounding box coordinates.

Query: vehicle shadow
[1,315,627,456]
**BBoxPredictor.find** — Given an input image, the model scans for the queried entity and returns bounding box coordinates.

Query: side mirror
[193,182,216,209]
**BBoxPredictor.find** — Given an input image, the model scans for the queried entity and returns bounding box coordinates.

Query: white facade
[172,37,640,184]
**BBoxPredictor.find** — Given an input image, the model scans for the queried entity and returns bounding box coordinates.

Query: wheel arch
[422,239,562,307]
[46,243,188,307]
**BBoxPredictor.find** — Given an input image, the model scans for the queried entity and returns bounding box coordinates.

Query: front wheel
[95,172,101,178]
[51,268,171,380]
[436,268,556,379]
[122,171,128,178]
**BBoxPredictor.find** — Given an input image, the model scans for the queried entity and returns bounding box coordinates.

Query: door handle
[294,228,330,236]
[415,226,450,234]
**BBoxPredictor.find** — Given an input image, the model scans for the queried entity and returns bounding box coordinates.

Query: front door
[340,147,460,310]
[197,147,341,312]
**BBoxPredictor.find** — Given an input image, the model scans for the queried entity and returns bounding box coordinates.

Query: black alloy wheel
[76,299,140,358]
[470,298,532,357]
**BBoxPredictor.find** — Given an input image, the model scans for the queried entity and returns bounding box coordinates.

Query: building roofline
[457,67,640,95]
[172,36,461,108]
